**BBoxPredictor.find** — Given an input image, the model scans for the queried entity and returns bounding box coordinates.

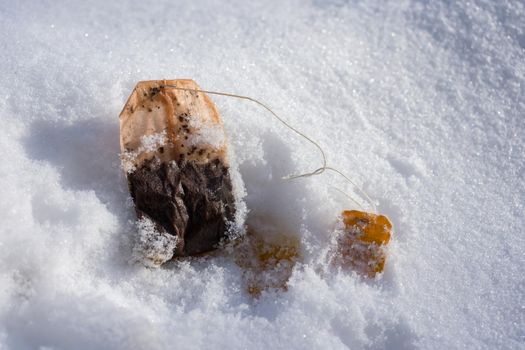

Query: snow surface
[1,0,524,349]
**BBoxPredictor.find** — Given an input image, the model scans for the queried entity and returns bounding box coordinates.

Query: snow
[138,132,167,153]
[1,0,524,349]
[121,131,167,173]
[132,216,179,268]
[187,116,227,150]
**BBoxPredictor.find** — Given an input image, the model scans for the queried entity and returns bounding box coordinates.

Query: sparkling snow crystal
[132,217,179,268]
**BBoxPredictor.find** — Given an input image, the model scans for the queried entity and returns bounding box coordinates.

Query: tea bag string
[163,84,376,212]
[164,84,326,177]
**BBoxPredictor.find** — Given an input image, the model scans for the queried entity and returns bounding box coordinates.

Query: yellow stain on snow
[234,230,301,297]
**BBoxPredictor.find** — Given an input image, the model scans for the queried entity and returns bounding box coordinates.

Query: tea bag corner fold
[120,79,240,260]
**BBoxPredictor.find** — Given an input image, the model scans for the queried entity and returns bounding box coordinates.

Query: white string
[162,84,376,212]
[331,187,366,210]
[164,84,326,178]
[325,167,376,213]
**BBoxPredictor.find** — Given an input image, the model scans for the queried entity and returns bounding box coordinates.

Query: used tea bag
[120,79,238,259]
